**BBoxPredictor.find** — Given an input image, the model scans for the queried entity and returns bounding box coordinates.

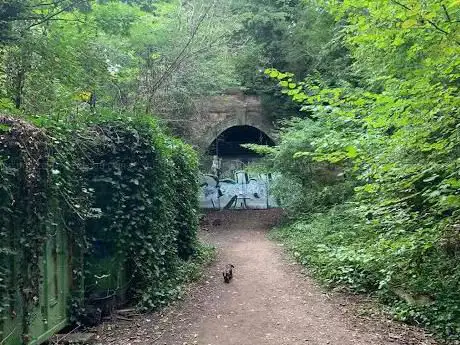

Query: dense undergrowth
[255,0,460,341]
[0,111,207,340]
[271,207,460,339]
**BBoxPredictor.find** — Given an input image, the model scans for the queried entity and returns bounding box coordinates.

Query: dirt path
[94,210,437,345]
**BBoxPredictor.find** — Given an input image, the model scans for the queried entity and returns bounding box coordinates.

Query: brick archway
[189,92,277,152]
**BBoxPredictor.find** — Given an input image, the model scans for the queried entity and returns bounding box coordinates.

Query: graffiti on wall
[199,171,278,210]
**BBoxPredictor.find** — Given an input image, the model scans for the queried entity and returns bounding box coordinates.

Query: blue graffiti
[199,171,277,210]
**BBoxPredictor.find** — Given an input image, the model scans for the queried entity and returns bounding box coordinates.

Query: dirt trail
[94,210,437,345]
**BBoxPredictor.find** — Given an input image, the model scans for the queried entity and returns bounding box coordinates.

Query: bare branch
[23,8,68,30]
[26,0,71,8]
[1,16,41,22]
[146,0,217,110]
[425,18,450,35]
[390,0,411,12]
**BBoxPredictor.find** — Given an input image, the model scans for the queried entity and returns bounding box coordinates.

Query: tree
[259,0,460,337]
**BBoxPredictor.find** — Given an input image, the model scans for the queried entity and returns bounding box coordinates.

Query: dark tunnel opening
[207,125,275,158]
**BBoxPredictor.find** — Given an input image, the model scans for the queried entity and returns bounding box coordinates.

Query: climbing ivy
[0,116,58,342]
[0,112,201,341]
[170,141,199,260]
[0,122,14,329]
[83,115,198,310]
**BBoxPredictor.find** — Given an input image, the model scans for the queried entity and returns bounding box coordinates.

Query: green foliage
[0,111,202,335]
[227,0,353,121]
[261,0,460,340]
[271,207,376,291]
[0,0,349,130]
[82,115,176,310]
[75,114,201,310]
[0,0,88,41]
[231,0,352,85]
[273,206,460,339]
[0,114,92,337]
[0,0,240,129]
[170,141,200,260]
[250,118,354,216]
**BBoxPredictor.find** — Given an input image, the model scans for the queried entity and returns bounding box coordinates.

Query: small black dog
[212,218,222,226]
[223,264,235,283]
[199,214,209,226]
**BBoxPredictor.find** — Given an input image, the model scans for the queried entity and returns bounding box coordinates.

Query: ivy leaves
[0,112,201,334]
[83,116,200,310]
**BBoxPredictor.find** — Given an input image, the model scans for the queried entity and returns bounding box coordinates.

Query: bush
[273,204,460,339]
[260,93,460,340]
[261,13,460,336]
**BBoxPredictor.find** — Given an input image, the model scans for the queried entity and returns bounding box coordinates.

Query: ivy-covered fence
[0,116,59,345]
[0,113,200,344]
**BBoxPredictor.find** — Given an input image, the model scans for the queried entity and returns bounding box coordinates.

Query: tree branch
[26,0,71,8]
[22,0,89,32]
[1,16,41,22]
[390,0,411,12]
[441,4,451,22]
[146,0,216,109]
[425,18,450,36]
[390,0,459,46]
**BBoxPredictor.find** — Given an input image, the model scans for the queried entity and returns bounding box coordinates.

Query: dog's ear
[231,264,235,268]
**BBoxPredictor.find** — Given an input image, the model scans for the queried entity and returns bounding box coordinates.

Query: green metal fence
[1,225,70,345]
[0,226,129,345]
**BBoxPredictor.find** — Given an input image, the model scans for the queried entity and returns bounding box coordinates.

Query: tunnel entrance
[201,125,277,210]
[207,125,275,160]
[205,124,275,179]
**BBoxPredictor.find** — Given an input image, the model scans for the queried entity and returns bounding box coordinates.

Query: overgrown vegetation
[254,0,460,340]
[0,112,205,341]
[1,1,229,342]
[0,116,56,342]
[0,0,240,136]
[1,0,459,342]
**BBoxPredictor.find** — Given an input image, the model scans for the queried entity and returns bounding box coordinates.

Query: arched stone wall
[189,92,277,152]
